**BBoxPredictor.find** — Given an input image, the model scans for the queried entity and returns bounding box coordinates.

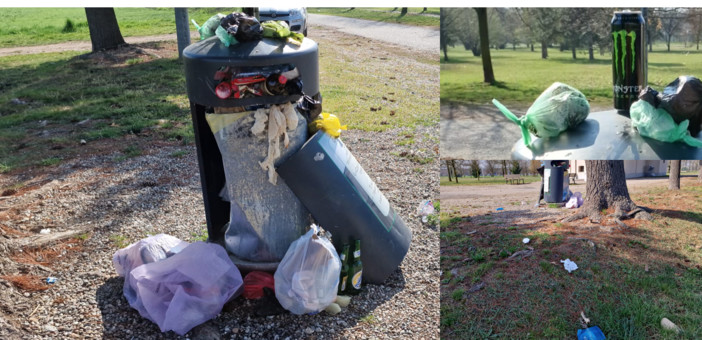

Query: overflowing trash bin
[111,11,414,334]
[183,25,320,270]
[544,161,569,203]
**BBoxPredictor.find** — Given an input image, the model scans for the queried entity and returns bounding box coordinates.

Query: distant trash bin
[183,35,321,271]
[544,160,568,203]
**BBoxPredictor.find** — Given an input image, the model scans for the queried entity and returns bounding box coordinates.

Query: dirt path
[0,32,200,57]
[308,14,438,52]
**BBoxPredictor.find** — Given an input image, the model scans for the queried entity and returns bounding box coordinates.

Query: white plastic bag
[566,192,583,209]
[274,224,341,315]
[125,242,243,335]
[112,234,189,277]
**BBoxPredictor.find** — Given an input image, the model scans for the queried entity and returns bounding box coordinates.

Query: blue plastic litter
[46,277,57,284]
[496,207,504,211]
[577,326,606,340]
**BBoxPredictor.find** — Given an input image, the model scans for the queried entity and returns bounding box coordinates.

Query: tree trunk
[541,41,548,59]
[451,161,459,183]
[571,46,577,59]
[475,8,495,84]
[564,161,652,222]
[446,160,453,182]
[588,45,594,60]
[531,43,534,52]
[667,36,671,52]
[443,45,449,61]
[85,8,125,52]
[669,160,681,190]
[400,8,408,16]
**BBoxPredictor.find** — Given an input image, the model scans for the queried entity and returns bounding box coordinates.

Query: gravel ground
[0,124,439,339]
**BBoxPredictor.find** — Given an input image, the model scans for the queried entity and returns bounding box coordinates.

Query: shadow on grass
[0,43,192,172]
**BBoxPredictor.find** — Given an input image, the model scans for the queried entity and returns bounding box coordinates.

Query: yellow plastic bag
[308,112,347,138]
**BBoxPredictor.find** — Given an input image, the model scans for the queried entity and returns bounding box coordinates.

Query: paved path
[308,14,438,52]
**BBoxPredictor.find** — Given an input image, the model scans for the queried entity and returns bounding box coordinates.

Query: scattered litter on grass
[522,238,530,244]
[661,317,682,333]
[561,259,578,273]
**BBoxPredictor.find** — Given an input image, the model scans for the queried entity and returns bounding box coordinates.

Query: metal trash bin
[544,160,568,203]
[183,36,320,271]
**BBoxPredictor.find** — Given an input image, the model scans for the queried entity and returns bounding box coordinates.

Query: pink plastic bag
[125,242,243,335]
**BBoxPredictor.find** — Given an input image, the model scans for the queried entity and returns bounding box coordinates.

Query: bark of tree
[446,160,453,182]
[400,8,408,16]
[571,46,576,59]
[564,161,652,222]
[85,8,125,52]
[588,45,594,60]
[475,8,495,84]
[698,160,702,183]
[451,161,459,183]
[541,40,548,59]
[669,160,681,190]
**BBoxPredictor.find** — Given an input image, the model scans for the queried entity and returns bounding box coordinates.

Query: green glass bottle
[338,244,350,295]
[348,239,363,294]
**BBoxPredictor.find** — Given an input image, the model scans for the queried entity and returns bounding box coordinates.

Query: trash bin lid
[184,37,319,107]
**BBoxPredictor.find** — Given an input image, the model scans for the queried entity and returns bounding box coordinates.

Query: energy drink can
[611,10,646,113]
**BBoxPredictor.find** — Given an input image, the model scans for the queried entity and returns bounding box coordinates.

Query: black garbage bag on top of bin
[277,131,412,284]
[639,76,702,136]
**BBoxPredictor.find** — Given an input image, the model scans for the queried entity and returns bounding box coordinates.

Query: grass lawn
[441,43,702,107]
[440,179,702,339]
[440,175,541,186]
[0,8,232,48]
[310,7,439,27]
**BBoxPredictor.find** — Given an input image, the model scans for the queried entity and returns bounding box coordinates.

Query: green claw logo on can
[612,30,636,80]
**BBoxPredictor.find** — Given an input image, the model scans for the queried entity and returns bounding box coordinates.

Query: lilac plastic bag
[566,192,583,209]
[113,234,189,277]
[125,242,243,335]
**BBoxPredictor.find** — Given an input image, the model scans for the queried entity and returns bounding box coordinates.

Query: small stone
[44,325,58,332]
[305,327,314,334]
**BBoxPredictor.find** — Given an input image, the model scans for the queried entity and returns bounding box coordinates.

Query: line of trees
[441,7,702,63]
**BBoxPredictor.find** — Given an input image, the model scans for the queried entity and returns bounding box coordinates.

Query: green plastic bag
[191,14,225,40]
[492,82,590,146]
[215,25,238,47]
[630,100,702,147]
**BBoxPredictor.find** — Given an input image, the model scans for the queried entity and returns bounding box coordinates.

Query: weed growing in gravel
[170,150,188,158]
[191,228,208,242]
[359,314,377,324]
[109,234,129,248]
[76,232,91,240]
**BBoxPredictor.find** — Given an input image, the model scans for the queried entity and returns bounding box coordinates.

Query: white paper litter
[522,238,530,244]
[39,228,51,234]
[560,259,578,273]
